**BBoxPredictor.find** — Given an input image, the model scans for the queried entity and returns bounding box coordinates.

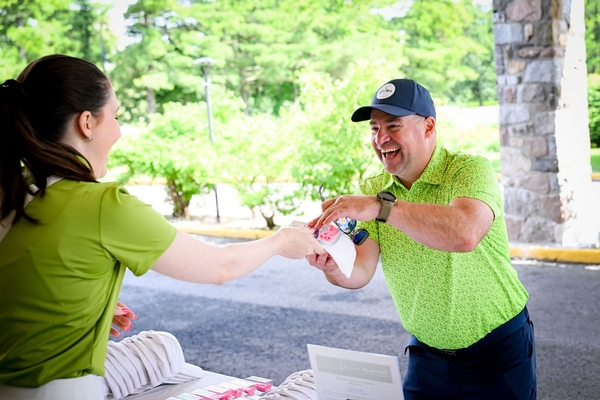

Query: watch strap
[376,203,393,223]
[376,191,395,223]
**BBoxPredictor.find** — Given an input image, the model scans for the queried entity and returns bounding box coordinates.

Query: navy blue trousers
[403,307,537,400]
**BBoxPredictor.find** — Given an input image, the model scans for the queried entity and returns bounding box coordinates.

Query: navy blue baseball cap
[351,78,436,122]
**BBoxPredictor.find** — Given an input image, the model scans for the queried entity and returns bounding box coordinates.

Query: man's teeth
[381,147,400,157]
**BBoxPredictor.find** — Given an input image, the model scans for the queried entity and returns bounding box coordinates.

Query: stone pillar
[494,0,597,247]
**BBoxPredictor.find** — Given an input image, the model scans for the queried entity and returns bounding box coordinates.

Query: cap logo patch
[376,83,395,99]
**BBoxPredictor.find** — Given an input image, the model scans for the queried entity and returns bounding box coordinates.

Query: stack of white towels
[260,369,318,400]
[101,330,205,399]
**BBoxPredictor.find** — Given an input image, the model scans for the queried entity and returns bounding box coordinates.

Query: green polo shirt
[357,145,528,350]
[0,180,176,387]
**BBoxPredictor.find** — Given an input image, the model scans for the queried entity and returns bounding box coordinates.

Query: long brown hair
[0,54,110,223]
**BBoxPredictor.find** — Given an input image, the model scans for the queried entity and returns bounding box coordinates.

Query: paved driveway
[118,236,600,400]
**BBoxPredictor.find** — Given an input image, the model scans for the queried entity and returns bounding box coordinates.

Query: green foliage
[586,1,600,74]
[590,148,600,172]
[289,59,400,200]
[216,110,305,228]
[0,0,117,78]
[589,74,600,147]
[127,0,404,119]
[3,0,597,224]
[390,0,495,106]
[109,102,217,217]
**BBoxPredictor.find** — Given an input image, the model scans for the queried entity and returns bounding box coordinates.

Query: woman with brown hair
[0,54,323,399]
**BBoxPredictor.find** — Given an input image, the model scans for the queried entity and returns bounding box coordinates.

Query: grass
[591,148,600,172]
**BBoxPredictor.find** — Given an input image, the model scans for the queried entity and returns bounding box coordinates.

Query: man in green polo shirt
[307,78,536,399]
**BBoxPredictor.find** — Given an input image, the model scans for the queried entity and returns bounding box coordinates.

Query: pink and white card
[289,221,356,278]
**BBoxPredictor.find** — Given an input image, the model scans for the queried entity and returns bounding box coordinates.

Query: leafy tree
[109,102,217,217]
[217,112,304,228]
[389,0,495,105]
[0,0,116,78]
[589,74,600,148]
[586,1,600,74]
[290,59,402,201]
[109,0,205,123]
[172,0,401,116]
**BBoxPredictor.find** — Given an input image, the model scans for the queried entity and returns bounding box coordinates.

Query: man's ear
[424,116,436,138]
[77,111,94,141]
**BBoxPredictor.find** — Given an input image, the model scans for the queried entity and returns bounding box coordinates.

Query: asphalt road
[118,235,600,400]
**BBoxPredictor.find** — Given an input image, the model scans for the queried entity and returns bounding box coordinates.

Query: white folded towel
[260,369,319,400]
[101,330,205,400]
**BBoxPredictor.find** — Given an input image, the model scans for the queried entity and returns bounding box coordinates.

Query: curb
[180,227,274,240]
[509,246,600,264]
[180,227,600,265]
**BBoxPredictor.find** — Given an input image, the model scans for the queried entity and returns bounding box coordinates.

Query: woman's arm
[151,227,324,285]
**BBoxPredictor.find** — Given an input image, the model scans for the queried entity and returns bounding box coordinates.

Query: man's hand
[306,251,339,275]
[308,195,380,230]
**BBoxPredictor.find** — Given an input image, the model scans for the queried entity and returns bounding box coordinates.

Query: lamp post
[194,56,220,223]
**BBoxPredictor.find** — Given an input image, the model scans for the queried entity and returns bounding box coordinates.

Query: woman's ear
[77,111,94,141]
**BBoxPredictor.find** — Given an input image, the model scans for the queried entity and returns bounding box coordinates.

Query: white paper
[307,344,404,400]
[289,221,356,279]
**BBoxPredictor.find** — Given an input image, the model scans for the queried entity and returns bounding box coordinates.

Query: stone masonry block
[520,216,558,243]
[532,157,559,172]
[540,194,566,223]
[531,22,553,46]
[503,187,539,216]
[500,147,532,175]
[494,24,524,44]
[516,46,542,58]
[504,214,523,241]
[493,0,513,11]
[500,105,531,124]
[507,60,527,74]
[533,112,555,134]
[525,23,534,41]
[506,0,542,22]
[493,12,506,23]
[540,47,566,58]
[524,60,555,82]
[504,86,517,103]
[518,84,546,103]
[519,172,550,194]
[523,136,549,158]
[507,123,534,136]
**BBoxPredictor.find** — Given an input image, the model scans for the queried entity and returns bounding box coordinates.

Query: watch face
[379,191,396,202]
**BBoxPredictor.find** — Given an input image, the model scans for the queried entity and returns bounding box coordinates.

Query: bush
[589,74,600,148]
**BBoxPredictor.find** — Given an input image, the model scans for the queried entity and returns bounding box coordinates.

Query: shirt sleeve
[98,184,177,276]
[450,155,504,218]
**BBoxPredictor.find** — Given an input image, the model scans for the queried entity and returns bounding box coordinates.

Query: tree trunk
[167,179,190,219]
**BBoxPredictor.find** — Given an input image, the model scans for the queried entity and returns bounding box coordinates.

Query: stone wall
[493,0,597,247]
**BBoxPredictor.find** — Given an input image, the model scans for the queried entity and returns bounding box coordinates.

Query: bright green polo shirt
[357,145,528,350]
[0,180,176,387]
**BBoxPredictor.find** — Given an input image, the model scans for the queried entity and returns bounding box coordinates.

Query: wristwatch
[376,190,397,223]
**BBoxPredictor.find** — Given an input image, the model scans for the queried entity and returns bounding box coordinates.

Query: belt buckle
[440,349,458,356]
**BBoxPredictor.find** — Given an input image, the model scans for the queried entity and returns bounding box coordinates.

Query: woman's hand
[275,226,325,259]
[110,301,136,338]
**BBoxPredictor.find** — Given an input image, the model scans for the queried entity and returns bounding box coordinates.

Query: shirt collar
[383,144,445,190]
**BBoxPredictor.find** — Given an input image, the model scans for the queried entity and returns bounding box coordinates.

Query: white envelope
[289,221,356,278]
